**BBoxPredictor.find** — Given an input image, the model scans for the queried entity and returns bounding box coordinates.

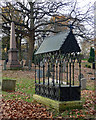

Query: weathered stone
[2,79,16,91]
[81,78,86,90]
[33,94,82,112]
[6,22,21,69]
[10,22,16,49]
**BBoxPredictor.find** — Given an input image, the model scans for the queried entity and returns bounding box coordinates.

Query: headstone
[6,22,21,69]
[81,78,86,90]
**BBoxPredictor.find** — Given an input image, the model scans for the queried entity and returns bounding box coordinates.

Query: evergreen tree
[88,47,95,63]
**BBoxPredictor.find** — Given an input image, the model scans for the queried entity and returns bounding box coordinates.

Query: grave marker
[6,22,21,69]
[81,78,86,90]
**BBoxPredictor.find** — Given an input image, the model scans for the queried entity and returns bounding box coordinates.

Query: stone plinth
[7,49,21,69]
[33,94,82,112]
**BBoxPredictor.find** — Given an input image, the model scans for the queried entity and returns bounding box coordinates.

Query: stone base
[6,63,22,70]
[6,48,22,70]
[33,94,82,112]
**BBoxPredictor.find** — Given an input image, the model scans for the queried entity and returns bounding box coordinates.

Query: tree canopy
[1,0,94,63]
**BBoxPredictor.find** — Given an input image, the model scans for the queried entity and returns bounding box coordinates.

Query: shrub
[88,56,94,63]
[88,47,95,63]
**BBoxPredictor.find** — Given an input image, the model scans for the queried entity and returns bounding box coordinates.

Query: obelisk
[6,22,21,69]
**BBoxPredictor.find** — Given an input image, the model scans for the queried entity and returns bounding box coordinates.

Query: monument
[33,30,82,111]
[6,22,21,69]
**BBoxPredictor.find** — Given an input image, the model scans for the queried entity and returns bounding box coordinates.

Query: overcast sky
[1,0,95,4]
[77,0,95,5]
[1,0,95,9]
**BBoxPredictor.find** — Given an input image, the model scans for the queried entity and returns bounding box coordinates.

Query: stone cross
[10,22,16,49]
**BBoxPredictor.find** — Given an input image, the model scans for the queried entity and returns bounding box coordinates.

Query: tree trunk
[28,32,34,63]
[25,31,35,66]
[25,2,35,66]
[16,35,22,61]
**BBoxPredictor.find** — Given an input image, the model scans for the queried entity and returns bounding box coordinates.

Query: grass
[82,58,88,61]
[2,77,35,103]
[82,62,92,68]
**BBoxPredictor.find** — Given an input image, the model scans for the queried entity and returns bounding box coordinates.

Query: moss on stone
[33,94,83,112]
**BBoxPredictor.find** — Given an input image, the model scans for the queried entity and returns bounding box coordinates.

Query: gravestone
[6,22,21,69]
[2,79,16,91]
[78,73,86,90]
[81,78,86,90]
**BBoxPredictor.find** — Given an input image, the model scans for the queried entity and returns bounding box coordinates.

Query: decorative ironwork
[34,53,81,101]
[43,63,45,85]
[56,60,58,84]
[34,30,81,101]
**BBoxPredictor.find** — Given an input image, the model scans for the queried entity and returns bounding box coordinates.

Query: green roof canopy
[35,30,81,55]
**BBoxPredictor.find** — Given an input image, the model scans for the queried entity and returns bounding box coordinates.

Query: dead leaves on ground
[67,90,96,119]
[1,99,53,119]
[82,90,96,116]
[2,91,31,101]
